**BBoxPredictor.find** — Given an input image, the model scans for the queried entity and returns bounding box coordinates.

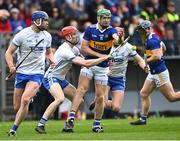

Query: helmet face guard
[31,11,49,30]
[136,20,151,31]
[97,9,111,28]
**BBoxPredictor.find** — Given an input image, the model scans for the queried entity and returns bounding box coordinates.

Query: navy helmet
[31,11,49,21]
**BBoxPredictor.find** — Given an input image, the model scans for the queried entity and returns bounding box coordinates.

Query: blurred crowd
[0,0,180,56]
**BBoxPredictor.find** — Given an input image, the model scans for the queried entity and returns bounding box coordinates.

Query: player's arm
[5,44,17,74]
[147,48,162,64]
[134,54,149,73]
[72,55,111,68]
[161,41,166,53]
[46,48,56,68]
[81,39,106,57]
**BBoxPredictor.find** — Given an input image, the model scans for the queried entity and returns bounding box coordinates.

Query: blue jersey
[145,33,167,74]
[83,24,117,67]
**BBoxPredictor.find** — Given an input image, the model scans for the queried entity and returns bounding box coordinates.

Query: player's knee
[13,105,20,112]
[55,97,65,105]
[21,97,30,106]
[167,95,177,102]
[96,95,104,103]
[140,90,148,99]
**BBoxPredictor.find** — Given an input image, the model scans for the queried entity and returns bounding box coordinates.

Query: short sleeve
[11,31,23,48]
[83,26,91,41]
[148,39,161,50]
[111,27,118,37]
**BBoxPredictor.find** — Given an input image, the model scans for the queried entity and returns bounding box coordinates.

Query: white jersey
[108,42,137,78]
[44,42,80,80]
[12,26,52,75]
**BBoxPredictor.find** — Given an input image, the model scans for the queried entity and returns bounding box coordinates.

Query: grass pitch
[0,117,180,140]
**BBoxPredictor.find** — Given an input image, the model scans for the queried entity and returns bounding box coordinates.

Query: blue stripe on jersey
[83,24,117,68]
[146,34,167,74]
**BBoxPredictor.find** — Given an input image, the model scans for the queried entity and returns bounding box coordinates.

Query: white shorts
[80,66,108,85]
[146,69,170,87]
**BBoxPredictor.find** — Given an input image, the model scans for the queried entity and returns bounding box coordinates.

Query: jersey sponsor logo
[29,46,44,52]
[112,56,124,63]
[89,40,113,50]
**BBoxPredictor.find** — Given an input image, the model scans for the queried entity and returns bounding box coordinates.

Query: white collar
[96,23,110,33]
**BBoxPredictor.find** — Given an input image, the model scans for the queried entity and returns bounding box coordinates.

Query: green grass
[0,117,180,140]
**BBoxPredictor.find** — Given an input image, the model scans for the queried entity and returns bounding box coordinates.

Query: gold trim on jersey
[89,40,113,50]
[145,50,153,57]
[145,47,163,57]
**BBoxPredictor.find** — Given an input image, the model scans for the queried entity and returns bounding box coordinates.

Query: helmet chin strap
[66,39,78,46]
[33,19,44,31]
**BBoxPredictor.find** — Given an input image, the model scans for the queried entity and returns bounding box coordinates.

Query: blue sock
[69,111,75,119]
[11,124,18,131]
[140,115,147,121]
[93,119,101,127]
[38,118,47,126]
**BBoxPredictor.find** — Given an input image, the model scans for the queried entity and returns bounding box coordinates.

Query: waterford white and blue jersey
[12,26,52,75]
[44,42,80,80]
[108,42,137,78]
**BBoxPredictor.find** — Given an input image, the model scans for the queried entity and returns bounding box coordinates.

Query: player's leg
[92,66,108,133]
[13,88,24,112]
[158,70,180,102]
[8,74,28,136]
[110,90,124,112]
[63,83,76,101]
[62,67,92,132]
[105,76,126,112]
[130,77,156,125]
[160,82,180,101]
[35,78,65,134]
[9,81,40,136]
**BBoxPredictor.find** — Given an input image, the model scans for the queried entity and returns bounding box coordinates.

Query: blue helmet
[31,11,49,21]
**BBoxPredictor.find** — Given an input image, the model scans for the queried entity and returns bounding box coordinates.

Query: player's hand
[144,66,149,73]
[49,59,56,69]
[50,62,56,69]
[102,54,112,60]
[9,66,16,74]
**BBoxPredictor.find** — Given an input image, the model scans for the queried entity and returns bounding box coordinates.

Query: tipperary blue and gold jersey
[145,33,167,74]
[83,24,117,67]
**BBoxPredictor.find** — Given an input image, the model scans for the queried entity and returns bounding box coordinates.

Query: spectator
[9,8,26,33]
[151,0,166,17]
[48,7,64,50]
[116,0,130,19]
[0,9,9,19]
[165,1,179,40]
[128,0,141,16]
[0,9,12,39]
[163,26,177,55]
[140,1,158,23]
[153,19,165,40]
[0,0,8,10]
[128,15,142,45]
[111,16,121,27]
